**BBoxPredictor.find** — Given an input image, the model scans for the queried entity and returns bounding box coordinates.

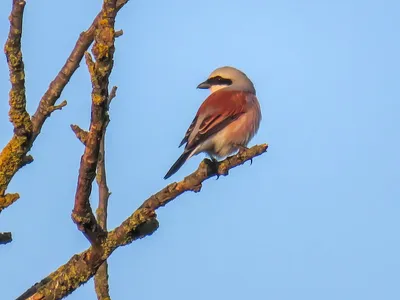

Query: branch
[0,232,12,245]
[93,144,111,299]
[0,0,130,214]
[70,124,88,145]
[115,29,124,37]
[4,0,31,136]
[19,144,268,300]
[30,0,129,141]
[0,0,31,210]
[18,219,158,300]
[94,87,116,300]
[0,193,19,212]
[70,87,116,147]
[71,0,118,245]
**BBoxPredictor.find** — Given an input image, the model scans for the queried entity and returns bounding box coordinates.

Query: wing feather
[180,90,249,151]
[179,116,197,147]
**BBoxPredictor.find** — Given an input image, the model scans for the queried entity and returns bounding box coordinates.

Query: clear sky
[1,0,399,299]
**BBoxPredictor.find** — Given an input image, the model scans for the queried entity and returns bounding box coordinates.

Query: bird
[164,66,262,179]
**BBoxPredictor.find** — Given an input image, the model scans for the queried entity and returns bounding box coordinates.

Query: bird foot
[211,158,221,180]
[205,157,220,179]
[236,145,252,165]
[235,144,249,154]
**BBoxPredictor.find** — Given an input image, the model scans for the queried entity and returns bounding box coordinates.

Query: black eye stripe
[206,76,232,86]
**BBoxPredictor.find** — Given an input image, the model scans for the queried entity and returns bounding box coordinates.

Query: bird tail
[164,150,192,179]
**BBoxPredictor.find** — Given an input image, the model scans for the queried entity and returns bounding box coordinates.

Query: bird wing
[179,115,197,147]
[180,90,249,151]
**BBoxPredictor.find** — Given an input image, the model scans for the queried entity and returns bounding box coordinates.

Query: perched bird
[164,66,262,179]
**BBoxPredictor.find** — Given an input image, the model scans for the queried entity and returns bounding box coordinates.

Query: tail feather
[164,150,192,179]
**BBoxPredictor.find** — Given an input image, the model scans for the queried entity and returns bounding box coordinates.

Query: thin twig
[70,125,89,145]
[18,144,268,300]
[71,0,118,245]
[94,87,117,300]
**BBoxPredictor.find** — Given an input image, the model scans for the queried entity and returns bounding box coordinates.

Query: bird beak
[197,80,210,89]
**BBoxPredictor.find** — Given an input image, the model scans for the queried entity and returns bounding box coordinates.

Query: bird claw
[205,157,220,179]
[236,145,249,155]
[235,145,252,165]
[211,158,221,179]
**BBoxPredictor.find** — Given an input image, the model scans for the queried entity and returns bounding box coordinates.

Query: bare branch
[30,0,130,141]
[0,0,131,214]
[45,100,68,116]
[94,87,117,300]
[19,144,268,300]
[71,0,118,245]
[95,87,117,232]
[115,29,123,37]
[107,86,118,107]
[71,125,89,145]
[94,262,110,300]
[21,155,34,167]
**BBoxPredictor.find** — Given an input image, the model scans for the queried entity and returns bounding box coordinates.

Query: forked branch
[71,0,118,244]
[31,0,129,140]
[0,0,131,216]
[19,144,267,300]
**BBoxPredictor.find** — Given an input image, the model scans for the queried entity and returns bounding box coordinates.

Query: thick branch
[4,0,31,136]
[71,0,118,245]
[19,144,268,300]
[18,219,158,300]
[4,0,32,137]
[0,0,31,208]
[0,0,130,214]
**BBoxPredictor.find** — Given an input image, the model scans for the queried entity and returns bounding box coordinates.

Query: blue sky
[1,0,399,299]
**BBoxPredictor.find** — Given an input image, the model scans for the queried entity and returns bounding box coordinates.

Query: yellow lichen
[0,135,28,197]
[92,94,104,105]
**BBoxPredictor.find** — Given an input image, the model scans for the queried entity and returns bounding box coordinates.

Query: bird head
[197,66,256,94]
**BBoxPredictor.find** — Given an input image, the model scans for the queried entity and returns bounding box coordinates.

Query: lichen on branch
[19,144,268,300]
[71,0,118,245]
[0,0,31,210]
[0,0,131,217]
[30,0,129,141]
[4,0,31,136]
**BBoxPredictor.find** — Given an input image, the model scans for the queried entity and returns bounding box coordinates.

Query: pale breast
[208,94,261,158]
